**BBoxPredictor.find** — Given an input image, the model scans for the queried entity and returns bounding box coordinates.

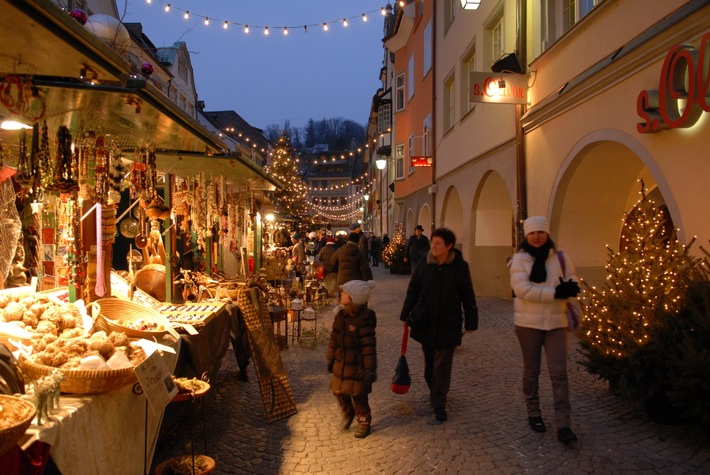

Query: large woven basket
[0,395,36,457]
[133,263,166,302]
[20,358,137,395]
[92,298,171,339]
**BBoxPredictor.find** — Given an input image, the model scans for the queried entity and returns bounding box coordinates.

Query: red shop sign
[410,156,432,167]
[637,32,710,134]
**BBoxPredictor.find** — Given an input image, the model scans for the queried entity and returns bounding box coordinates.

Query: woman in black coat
[399,227,478,423]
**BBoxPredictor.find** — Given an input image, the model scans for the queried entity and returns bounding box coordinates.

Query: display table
[4,340,180,475]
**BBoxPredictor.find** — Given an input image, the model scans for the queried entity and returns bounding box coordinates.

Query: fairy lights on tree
[381,224,407,270]
[265,134,308,218]
[578,181,696,385]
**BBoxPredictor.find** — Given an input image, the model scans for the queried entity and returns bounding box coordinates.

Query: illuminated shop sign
[469,72,528,105]
[410,156,432,167]
[637,32,710,134]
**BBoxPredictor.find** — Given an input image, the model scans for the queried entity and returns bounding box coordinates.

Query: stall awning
[0,0,279,191]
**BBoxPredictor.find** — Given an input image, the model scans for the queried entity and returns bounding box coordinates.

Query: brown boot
[354,416,371,438]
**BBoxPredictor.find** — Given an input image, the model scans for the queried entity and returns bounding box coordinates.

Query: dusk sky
[120,1,388,131]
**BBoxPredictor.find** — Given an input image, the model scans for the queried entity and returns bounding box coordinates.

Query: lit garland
[579,181,697,360]
[142,0,391,35]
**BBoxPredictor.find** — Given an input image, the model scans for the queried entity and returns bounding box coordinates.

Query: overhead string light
[142,0,392,35]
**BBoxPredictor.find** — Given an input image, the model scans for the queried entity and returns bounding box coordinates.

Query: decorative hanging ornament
[70,9,88,25]
[140,62,155,76]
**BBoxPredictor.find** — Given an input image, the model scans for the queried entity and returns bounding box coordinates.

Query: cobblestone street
[154,265,710,474]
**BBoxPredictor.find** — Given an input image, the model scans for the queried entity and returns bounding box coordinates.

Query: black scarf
[522,240,552,283]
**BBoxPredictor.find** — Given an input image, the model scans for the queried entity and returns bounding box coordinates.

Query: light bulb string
[147,1,390,32]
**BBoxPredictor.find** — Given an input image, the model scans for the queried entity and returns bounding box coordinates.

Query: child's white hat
[340,280,376,306]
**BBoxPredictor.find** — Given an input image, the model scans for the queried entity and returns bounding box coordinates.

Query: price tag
[134,350,178,414]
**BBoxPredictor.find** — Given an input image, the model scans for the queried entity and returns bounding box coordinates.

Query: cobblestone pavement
[153,265,710,474]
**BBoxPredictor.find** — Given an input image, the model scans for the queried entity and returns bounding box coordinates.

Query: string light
[139,1,391,36]
[264,26,269,35]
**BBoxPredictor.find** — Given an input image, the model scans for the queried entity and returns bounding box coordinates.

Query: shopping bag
[391,323,411,394]
[391,356,411,394]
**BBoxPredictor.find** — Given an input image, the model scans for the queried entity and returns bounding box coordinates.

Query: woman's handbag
[391,322,411,394]
[557,251,581,331]
[406,297,426,330]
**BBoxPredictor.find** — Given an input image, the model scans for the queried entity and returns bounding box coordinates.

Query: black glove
[362,369,377,383]
[554,277,581,299]
[327,361,334,373]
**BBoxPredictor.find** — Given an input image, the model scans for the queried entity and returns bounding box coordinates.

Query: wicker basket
[0,395,36,457]
[134,264,166,302]
[20,358,137,395]
[92,298,171,339]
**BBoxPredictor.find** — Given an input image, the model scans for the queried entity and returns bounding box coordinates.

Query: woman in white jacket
[509,216,580,448]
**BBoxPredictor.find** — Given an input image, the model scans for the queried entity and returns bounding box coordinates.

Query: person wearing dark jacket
[350,222,369,258]
[404,225,430,274]
[326,280,377,438]
[399,227,478,423]
[317,237,338,297]
[331,233,373,286]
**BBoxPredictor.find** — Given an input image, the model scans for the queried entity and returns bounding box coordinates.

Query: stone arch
[418,203,432,234]
[440,185,464,246]
[469,170,515,297]
[549,129,677,286]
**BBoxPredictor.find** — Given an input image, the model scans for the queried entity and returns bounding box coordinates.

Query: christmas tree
[382,224,407,271]
[578,181,697,398]
[266,134,308,219]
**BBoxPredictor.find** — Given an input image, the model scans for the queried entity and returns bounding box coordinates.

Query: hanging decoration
[141,0,390,36]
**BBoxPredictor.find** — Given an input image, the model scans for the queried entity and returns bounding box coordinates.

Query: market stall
[0,1,286,472]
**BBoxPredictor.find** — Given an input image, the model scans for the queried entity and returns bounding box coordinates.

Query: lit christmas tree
[266,134,308,218]
[382,224,407,271]
[578,181,697,391]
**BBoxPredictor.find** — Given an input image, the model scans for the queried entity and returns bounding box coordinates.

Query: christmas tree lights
[579,181,697,376]
[265,134,308,219]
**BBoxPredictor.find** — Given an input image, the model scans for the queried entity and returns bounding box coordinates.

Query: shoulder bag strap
[557,251,567,279]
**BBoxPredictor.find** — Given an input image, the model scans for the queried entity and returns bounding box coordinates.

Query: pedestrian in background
[399,227,478,423]
[317,237,338,297]
[370,235,382,267]
[326,280,377,438]
[508,216,580,448]
[404,225,430,274]
[331,232,373,286]
[291,233,306,280]
[350,222,369,258]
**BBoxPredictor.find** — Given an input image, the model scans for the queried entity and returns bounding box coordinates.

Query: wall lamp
[461,0,481,10]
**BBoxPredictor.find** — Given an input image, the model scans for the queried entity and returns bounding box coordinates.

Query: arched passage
[470,171,515,297]
[551,133,674,286]
[418,203,432,234]
[440,186,464,246]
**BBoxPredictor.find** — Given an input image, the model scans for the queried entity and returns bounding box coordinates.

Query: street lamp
[363,194,370,230]
[461,0,481,9]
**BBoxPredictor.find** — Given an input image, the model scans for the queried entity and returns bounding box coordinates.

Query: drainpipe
[515,0,528,246]
[431,0,437,232]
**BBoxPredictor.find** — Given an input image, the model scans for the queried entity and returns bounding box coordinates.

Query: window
[395,144,405,180]
[490,15,504,64]
[378,103,391,133]
[422,116,431,156]
[444,75,455,131]
[543,0,604,50]
[408,56,415,100]
[408,134,415,174]
[423,21,432,76]
[444,0,456,30]
[395,74,406,112]
[463,46,477,114]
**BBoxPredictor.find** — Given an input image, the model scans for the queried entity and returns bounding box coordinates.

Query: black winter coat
[331,241,373,286]
[399,248,478,347]
[326,305,377,396]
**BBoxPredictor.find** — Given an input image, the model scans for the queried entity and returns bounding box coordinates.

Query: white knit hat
[340,280,376,306]
[523,216,550,236]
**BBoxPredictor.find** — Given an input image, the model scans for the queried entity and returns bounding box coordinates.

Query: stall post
[254,211,263,275]
[164,174,173,303]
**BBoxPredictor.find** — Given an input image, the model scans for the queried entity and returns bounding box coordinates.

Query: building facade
[381,0,710,297]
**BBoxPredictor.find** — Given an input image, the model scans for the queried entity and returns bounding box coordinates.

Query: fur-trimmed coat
[326,305,377,396]
[399,248,478,347]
